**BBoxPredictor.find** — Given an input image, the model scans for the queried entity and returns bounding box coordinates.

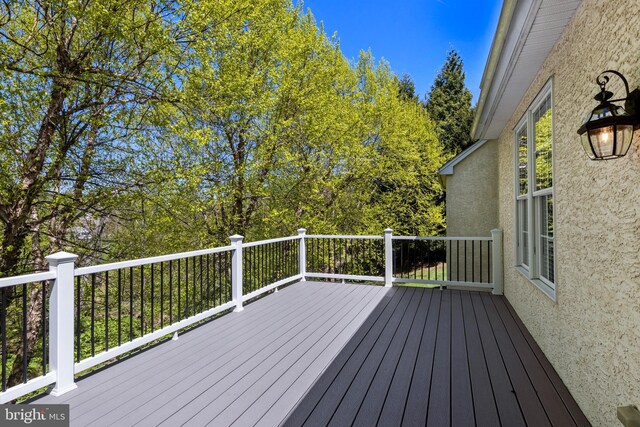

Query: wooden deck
[32,281,590,426]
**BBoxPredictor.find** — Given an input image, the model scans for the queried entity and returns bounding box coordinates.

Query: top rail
[75,245,235,276]
[242,235,301,248]
[306,234,384,240]
[392,236,493,241]
[0,271,56,289]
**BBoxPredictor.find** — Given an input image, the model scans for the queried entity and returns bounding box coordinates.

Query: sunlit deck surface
[33,281,589,426]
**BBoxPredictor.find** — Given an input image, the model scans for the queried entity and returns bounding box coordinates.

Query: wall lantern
[577,70,640,160]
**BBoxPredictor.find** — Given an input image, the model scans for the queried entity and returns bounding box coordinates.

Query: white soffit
[473,0,582,140]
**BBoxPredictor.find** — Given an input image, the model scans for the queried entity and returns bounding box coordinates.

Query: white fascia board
[473,0,543,140]
[437,139,488,176]
[473,0,581,141]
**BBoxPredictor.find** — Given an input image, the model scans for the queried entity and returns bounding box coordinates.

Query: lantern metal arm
[576,70,640,136]
[593,70,632,104]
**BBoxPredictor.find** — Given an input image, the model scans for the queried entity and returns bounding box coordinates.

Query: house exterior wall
[444,139,499,237]
[495,1,640,425]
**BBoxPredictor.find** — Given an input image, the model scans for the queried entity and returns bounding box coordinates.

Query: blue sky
[301,0,503,104]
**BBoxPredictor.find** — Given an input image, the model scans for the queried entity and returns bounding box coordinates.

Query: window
[514,81,555,297]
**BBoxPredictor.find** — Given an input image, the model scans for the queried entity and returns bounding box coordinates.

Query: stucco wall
[444,139,499,237]
[495,1,640,425]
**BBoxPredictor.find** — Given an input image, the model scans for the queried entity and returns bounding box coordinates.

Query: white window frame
[513,79,556,301]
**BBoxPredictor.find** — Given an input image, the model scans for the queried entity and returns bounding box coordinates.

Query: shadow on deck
[32,281,590,426]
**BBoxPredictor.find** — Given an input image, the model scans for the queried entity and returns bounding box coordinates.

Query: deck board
[31,282,590,427]
[450,290,474,427]
[283,287,589,427]
[460,291,501,427]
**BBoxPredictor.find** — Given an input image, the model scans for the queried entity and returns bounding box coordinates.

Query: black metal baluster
[251,246,255,291]
[268,243,272,283]
[105,271,109,351]
[412,241,417,279]
[472,241,475,282]
[420,241,424,280]
[185,258,189,318]
[76,276,81,362]
[177,259,181,320]
[169,260,173,324]
[400,242,404,279]
[117,269,122,346]
[488,242,492,283]
[22,282,27,383]
[226,251,231,301]
[206,254,210,308]
[129,267,133,341]
[1,288,6,391]
[480,242,483,283]
[193,255,203,314]
[217,253,222,305]
[332,238,336,275]
[192,257,196,315]
[457,240,460,281]
[140,266,144,336]
[41,281,46,376]
[425,240,438,280]
[151,265,154,332]
[345,239,349,275]
[91,273,96,357]
[464,240,468,282]
[160,262,164,327]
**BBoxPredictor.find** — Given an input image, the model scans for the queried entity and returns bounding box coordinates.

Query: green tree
[396,73,418,102]
[424,50,474,155]
[0,0,189,386]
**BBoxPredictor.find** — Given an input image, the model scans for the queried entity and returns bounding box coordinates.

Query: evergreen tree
[424,50,474,155]
[396,73,418,102]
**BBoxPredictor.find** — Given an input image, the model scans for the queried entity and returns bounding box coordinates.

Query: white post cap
[45,251,78,266]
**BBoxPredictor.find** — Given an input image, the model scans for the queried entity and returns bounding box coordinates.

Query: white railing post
[45,251,78,396]
[384,228,393,287]
[298,228,307,281]
[230,234,244,312]
[491,229,504,295]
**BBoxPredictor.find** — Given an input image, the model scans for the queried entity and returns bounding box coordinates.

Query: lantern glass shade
[580,124,633,159]
[578,103,636,160]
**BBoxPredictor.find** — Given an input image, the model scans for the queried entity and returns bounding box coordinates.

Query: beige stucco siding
[444,140,498,237]
[495,1,640,426]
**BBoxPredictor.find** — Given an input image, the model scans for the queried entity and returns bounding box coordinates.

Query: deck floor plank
[500,297,592,427]
[303,287,416,427]
[426,289,452,427]
[450,290,475,427]
[72,283,349,424]
[355,289,432,427]
[35,280,325,407]
[98,283,361,427]
[480,292,551,427]
[401,289,442,426]
[460,291,501,427]
[490,294,577,426]
[177,285,385,426]
[329,287,421,427]
[470,291,526,426]
[280,288,405,427]
[30,283,590,427]
[234,286,388,427]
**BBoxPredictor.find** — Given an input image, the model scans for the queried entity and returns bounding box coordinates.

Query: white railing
[0,228,502,403]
